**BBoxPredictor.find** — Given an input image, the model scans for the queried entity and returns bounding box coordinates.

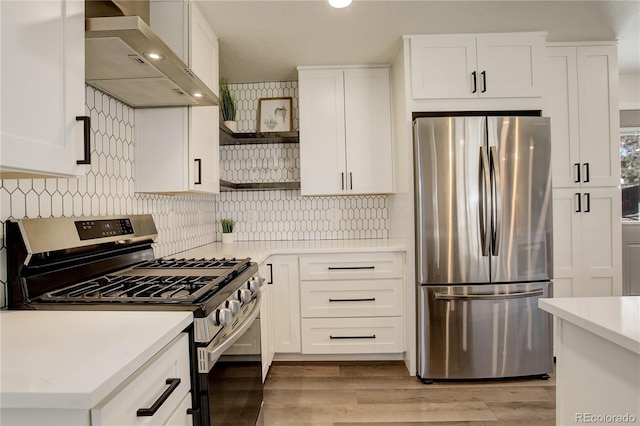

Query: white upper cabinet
[298,66,393,196]
[408,32,545,100]
[136,0,219,194]
[1,0,88,178]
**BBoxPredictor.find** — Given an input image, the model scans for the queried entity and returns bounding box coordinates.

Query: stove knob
[247,276,264,292]
[237,288,252,303]
[212,308,232,326]
[226,299,241,314]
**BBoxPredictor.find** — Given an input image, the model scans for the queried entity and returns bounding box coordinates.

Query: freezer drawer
[418,282,553,381]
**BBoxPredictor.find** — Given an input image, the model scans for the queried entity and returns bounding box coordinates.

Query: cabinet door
[344,68,393,194]
[476,33,544,98]
[551,187,583,298]
[1,0,87,178]
[268,255,301,353]
[299,68,346,195]
[552,187,622,297]
[577,187,622,297]
[409,34,477,99]
[544,47,580,188]
[576,46,620,188]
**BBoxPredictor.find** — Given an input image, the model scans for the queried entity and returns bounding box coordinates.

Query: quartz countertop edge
[539,296,640,355]
[171,238,408,265]
[0,310,194,410]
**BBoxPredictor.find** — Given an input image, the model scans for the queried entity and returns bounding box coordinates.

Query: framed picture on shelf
[258,97,293,133]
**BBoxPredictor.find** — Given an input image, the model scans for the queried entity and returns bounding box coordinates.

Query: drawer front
[92,333,191,426]
[299,252,403,281]
[165,392,193,426]
[301,317,404,354]
[301,279,403,318]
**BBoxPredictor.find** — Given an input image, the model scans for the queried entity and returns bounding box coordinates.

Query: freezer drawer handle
[329,335,376,340]
[329,297,376,302]
[434,289,544,301]
[327,266,375,270]
[136,378,181,416]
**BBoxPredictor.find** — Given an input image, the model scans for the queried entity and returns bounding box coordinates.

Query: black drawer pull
[137,378,181,417]
[329,298,376,302]
[327,266,375,270]
[330,335,376,340]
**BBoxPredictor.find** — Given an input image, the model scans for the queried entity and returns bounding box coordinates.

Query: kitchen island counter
[171,238,407,264]
[539,296,640,425]
[0,310,193,410]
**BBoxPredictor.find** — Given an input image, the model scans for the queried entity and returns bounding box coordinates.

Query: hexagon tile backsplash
[0,83,389,308]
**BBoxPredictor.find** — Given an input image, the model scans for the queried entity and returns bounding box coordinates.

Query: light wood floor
[262,361,555,425]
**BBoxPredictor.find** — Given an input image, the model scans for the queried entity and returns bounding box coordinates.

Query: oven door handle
[200,289,262,372]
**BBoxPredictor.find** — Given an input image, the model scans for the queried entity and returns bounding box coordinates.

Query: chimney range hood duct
[85,1,219,108]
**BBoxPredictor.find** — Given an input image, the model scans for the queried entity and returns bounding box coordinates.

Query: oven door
[209,314,264,425]
[196,289,264,426]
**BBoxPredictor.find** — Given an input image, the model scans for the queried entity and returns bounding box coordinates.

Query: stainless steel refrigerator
[414,115,554,383]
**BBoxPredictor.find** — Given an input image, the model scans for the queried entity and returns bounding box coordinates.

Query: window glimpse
[621,127,640,221]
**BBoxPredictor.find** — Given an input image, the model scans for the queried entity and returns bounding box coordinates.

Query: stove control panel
[75,218,134,240]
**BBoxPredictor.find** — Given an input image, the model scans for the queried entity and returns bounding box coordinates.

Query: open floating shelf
[220,124,299,146]
[219,179,300,191]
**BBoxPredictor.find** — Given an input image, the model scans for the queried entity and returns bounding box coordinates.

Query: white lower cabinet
[267,255,302,353]
[299,253,404,355]
[91,333,192,426]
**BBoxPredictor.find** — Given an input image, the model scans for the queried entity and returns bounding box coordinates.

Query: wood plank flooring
[262,361,555,425]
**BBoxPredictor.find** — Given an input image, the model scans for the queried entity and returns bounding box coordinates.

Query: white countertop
[171,238,408,265]
[0,310,193,410]
[539,296,640,355]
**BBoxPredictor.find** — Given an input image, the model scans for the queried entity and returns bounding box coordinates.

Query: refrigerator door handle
[434,289,544,301]
[489,146,502,256]
[478,146,491,256]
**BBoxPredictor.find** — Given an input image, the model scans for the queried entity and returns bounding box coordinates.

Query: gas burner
[135,257,249,270]
[43,274,220,303]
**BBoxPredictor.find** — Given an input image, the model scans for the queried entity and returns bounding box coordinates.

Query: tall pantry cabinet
[136,0,219,194]
[544,43,622,297]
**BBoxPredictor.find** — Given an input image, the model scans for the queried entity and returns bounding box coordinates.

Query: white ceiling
[194,0,640,84]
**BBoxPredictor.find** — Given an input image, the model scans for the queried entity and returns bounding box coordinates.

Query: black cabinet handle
[267,263,273,284]
[584,193,591,213]
[575,192,581,212]
[583,163,590,183]
[341,172,345,190]
[329,297,376,302]
[471,71,477,93]
[330,335,376,340]
[76,116,91,165]
[194,159,202,185]
[349,172,353,190]
[481,71,487,93]
[574,163,581,183]
[137,378,181,416]
[327,266,375,270]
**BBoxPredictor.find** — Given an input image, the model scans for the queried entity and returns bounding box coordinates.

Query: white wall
[620,73,640,110]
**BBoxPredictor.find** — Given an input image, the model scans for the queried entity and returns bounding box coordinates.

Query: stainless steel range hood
[85,1,219,108]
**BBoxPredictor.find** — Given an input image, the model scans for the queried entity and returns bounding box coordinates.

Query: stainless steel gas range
[6,215,264,426]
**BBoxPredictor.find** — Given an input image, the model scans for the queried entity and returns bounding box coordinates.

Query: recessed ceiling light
[328,0,352,8]
[144,51,164,61]
[193,92,204,98]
